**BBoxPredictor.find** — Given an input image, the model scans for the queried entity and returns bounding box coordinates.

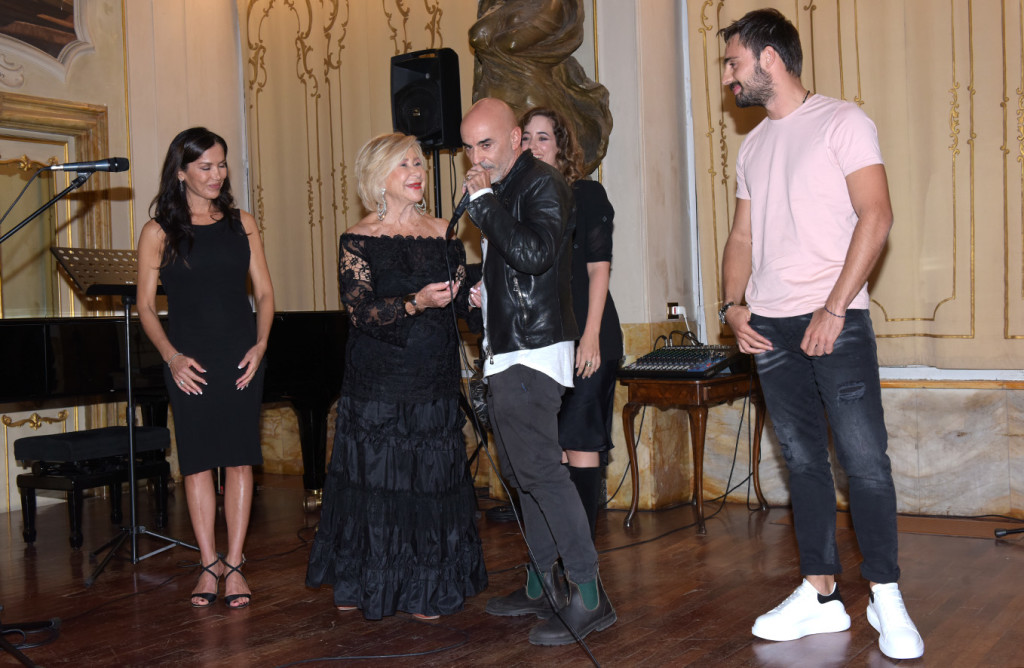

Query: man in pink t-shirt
[719,8,924,661]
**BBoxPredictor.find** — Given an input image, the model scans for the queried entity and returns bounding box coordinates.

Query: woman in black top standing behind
[520,108,623,539]
[137,127,275,609]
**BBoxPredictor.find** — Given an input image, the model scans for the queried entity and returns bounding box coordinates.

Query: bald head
[461,97,523,183]
[464,98,519,131]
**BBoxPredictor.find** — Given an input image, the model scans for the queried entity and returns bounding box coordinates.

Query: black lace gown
[305,233,488,620]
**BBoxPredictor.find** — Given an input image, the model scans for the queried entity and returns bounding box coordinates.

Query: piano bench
[14,427,171,549]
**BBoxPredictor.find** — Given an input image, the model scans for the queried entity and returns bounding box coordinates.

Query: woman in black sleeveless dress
[137,127,274,609]
[520,108,623,540]
[305,133,487,620]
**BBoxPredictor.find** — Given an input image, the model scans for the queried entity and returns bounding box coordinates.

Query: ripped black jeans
[750,309,900,584]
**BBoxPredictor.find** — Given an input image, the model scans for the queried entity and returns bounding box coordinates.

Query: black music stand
[51,247,197,585]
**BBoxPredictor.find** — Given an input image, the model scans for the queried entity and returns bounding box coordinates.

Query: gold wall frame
[0,92,113,319]
[688,0,1024,368]
[0,92,112,252]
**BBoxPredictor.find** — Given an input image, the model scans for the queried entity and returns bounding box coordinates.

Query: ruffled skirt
[305,394,488,619]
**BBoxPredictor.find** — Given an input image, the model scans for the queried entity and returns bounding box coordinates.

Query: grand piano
[0,311,347,494]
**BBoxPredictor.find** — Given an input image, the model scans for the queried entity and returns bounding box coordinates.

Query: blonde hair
[354,133,426,212]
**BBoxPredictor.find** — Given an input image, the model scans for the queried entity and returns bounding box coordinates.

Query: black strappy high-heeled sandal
[190,560,221,608]
[222,558,252,609]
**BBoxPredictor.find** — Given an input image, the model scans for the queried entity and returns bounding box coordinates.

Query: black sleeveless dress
[159,212,265,476]
[305,233,487,620]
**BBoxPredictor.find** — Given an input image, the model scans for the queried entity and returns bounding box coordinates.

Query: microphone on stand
[1,159,128,245]
[46,158,130,173]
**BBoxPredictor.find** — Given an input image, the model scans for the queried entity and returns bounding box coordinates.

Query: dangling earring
[415,200,427,214]
[178,179,185,193]
[376,188,387,221]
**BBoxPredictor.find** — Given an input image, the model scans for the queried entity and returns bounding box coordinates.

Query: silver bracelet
[167,352,183,366]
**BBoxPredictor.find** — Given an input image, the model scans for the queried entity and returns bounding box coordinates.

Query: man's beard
[734,63,774,108]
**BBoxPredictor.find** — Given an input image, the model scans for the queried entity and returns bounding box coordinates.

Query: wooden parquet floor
[2,473,1024,667]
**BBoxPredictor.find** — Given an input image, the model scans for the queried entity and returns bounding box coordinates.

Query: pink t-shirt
[735,95,883,317]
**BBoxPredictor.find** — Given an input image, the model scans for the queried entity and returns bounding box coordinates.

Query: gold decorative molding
[322,0,352,307]
[383,0,413,55]
[2,410,68,431]
[698,1,724,317]
[0,92,112,251]
[119,0,136,247]
[854,5,972,336]
[1005,0,1024,338]
[0,153,52,171]
[851,0,865,106]
[424,0,444,48]
[804,1,818,93]
[880,379,1024,391]
[690,1,1021,365]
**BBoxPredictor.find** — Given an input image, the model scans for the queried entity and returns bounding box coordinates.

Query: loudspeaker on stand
[390,48,461,150]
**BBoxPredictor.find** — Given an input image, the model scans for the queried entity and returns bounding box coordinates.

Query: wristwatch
[718,301,736,324]
[403,293,419,314]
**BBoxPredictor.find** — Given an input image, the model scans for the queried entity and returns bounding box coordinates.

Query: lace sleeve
[339,236,413,347]
[449,242,482,332]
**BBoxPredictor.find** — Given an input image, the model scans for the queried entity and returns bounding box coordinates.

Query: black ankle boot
[568,465,603,541]
[528,573,617,646]
[485,561,569,619]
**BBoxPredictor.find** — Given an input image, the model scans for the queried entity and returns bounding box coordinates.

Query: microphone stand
[0,173,90,245]
[0,172,90,662]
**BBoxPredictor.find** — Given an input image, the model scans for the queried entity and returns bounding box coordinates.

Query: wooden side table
[618,371,768,533]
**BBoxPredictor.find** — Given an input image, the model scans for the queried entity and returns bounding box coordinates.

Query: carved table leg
[686,405,709,535]
[621,402,641,528]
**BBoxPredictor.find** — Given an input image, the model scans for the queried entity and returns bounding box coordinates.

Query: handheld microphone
[46,158,130,173]
[446,192,472,239]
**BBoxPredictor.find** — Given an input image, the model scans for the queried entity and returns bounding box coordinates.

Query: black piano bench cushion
[14,426,170,463]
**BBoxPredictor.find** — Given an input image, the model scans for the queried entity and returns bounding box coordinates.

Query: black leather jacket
[468,152,578,357]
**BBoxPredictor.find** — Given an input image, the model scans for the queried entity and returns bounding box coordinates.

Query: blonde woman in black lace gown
[306,133,487,620]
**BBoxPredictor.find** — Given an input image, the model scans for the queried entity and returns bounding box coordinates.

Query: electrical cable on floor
[596,383,759,550]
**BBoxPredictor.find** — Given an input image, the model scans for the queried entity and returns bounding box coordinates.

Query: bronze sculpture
[470,0,612,175]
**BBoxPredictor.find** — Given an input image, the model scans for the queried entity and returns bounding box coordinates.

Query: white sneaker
[752,579,851,641]
[866,582,924,660]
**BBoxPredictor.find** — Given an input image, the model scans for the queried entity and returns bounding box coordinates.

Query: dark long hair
[149,127,238,265]
[519,107,585,185]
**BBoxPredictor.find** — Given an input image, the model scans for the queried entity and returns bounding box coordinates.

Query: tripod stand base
[86,525,198,587]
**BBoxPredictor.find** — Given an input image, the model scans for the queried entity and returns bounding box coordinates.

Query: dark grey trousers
[487,364,600,582]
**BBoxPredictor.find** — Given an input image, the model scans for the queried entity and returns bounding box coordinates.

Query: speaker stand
[431,148,443,218]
